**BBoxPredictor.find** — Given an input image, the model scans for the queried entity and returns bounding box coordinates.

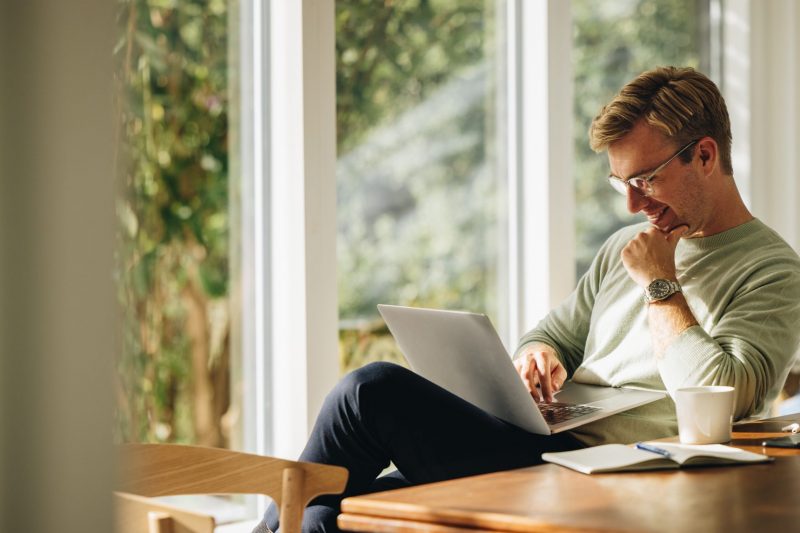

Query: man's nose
[626,186,648,213]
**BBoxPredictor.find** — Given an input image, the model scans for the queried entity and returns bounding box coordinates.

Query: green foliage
[337,0,488,153]
[336,0,499,370]
[115,0,230,445]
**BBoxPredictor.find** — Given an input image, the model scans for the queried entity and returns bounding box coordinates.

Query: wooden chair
[115,443,348,533]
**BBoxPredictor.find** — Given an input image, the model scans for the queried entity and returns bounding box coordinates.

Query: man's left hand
[621,225,688,287]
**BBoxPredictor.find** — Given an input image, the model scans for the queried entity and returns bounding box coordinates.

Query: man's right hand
[513,345,566,403]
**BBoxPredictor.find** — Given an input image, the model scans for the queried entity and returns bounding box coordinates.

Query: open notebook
[541,442,772,474]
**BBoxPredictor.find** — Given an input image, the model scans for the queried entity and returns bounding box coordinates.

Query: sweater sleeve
[513,230,620,376]
[658,261,800,419]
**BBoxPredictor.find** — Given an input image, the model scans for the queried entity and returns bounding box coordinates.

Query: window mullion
[268,0,338,460]
[514,0,575,339]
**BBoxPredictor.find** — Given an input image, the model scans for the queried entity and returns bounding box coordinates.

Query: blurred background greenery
[115,0,705,446]
[115,0,231,447]
[336,0,504,373]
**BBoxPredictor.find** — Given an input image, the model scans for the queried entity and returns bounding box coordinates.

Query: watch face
[648,279,673,300]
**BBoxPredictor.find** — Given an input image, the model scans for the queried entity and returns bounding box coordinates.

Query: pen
[635,442,673,458]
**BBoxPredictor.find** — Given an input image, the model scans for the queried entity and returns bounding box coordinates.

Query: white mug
[674,386,735,444]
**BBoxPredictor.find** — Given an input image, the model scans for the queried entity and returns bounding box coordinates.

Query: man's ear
[696,137,718,176]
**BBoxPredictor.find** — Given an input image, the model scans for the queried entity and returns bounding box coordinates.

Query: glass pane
[336,0,508,374]
[114,0,239,450]
[572,0,710,275]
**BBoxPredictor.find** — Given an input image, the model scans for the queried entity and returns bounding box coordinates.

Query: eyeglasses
[607,139,699,197]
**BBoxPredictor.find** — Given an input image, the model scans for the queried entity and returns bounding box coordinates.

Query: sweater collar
[678,218,762,252]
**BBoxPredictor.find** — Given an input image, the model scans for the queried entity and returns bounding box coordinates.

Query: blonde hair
[589,67,733,175]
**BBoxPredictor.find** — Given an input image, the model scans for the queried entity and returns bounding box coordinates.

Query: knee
[344,361,409,387]
[339,361,411,397]
[324,362,411,414]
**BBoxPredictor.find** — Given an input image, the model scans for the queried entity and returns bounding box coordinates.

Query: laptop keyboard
[536,401,602,425]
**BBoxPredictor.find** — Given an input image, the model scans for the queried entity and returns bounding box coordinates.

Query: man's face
[607,121,707,237]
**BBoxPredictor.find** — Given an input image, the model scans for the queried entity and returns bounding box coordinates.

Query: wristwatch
[644,279,682,303]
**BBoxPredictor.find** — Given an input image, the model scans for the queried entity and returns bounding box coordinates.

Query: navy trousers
[255,361,584,533]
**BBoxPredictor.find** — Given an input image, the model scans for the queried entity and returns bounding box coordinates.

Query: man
[256,67,800,533]
[515,66,800,446]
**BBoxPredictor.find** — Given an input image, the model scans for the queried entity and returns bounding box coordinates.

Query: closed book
[541,442,772,474]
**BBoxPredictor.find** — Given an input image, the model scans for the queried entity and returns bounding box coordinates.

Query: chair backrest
[116,443,348,533]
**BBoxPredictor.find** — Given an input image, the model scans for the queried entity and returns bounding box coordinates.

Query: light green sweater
[515,219,800,446]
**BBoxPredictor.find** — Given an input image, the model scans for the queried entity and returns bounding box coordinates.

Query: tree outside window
[114,0,234,448]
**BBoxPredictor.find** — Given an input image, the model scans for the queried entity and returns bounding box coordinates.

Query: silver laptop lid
[377,304,551,434]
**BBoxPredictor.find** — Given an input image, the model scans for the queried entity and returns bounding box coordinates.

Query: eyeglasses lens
[608,177,648,196]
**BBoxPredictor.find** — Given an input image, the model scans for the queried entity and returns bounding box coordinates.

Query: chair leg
[280,467,306,533]
[147,511,174,533]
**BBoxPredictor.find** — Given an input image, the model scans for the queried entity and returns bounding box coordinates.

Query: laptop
[377,304,666,435]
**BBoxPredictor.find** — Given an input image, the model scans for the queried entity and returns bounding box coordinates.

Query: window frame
[506,0,575,345]
[239,0,340,465]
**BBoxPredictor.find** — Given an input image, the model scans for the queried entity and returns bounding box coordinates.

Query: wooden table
[338,416,800,532]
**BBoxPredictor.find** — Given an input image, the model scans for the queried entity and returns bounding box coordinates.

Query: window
[336,0,510,372]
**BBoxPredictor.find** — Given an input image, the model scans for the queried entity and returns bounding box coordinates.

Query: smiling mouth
[646,206,669,225]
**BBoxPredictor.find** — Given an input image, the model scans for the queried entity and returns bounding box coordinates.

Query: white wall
[724,0,800,252]
[749,1,800,251]
[0,1,115,532]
